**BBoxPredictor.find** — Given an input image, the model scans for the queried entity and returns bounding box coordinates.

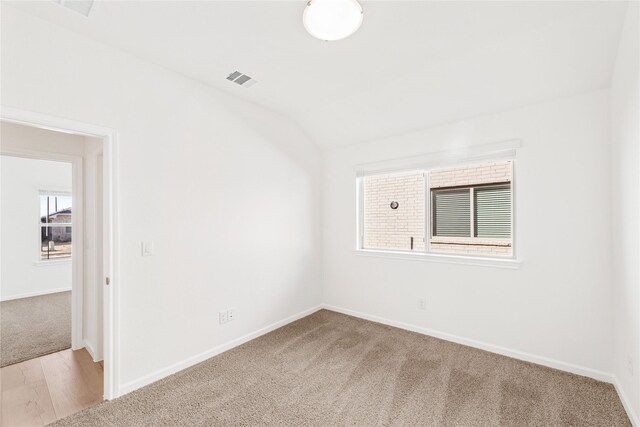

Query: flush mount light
[303,0,363,41]
[51,0,94,17]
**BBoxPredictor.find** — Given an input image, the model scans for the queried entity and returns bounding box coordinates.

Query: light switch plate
[141,241,154,256]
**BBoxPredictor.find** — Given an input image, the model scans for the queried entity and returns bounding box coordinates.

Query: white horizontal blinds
[432,189,471,237]
[474,185,511,238]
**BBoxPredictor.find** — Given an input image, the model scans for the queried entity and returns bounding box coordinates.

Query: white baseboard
[117,304,324,396]
[114,302,637,426]
[612,375,639,426]
[82,339,100,362]
[322,304,614,383]
[0,287,71,302]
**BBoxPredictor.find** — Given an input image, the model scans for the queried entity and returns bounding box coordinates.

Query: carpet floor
[54,310,629,426]
[1,291,71,367]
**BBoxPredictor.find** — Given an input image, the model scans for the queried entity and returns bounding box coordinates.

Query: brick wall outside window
[429,161,511,189]
[363,171,425,251]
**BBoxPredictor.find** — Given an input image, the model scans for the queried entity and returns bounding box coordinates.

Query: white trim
[34,259,72,267]
[355,177,364,249]
[118,305,323,396]
[424,171,430,253]
[510,160,517,258]
[1,106,119,400]
[102,122,119,399]
[1,108,116,139]
[322,304,613,383]
[613,376,639,426]
[469,186,475,244]
[0,287,71,302]
[354,139,521,175]
[83,339,99,363]
[1,147,79,163]
[38,187,71,196]
[354,249,522,269]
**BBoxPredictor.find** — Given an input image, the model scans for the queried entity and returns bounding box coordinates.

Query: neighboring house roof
[41,208,72,221]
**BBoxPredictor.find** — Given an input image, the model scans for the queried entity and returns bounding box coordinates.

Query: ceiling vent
[51,0,95,17]
[226,71,258,88]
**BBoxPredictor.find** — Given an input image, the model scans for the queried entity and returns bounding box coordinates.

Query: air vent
[226,71,258,88]
[226,71,242,81]
[51,0,94,17]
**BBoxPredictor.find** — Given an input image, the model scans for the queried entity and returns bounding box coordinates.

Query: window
[363,171,425,251]
[432,189,470,237]
[40,192,73,261]
[359,160,513,258]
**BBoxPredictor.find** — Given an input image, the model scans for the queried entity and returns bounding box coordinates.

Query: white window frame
[38,190,73,263]
[354,140,521,269]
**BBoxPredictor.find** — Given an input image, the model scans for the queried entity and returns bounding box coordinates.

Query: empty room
[0,1,638,426]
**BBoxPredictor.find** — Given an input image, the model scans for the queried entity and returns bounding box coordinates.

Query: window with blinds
[474,185,511,238]
[432,189,470,237]
[358,160,513,258]
[428,161,512,256]
[432,185,511,240]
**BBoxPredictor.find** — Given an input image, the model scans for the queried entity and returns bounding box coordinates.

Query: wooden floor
[0,348,103,427]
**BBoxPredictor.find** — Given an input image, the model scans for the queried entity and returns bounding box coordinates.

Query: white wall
[1,5,322,393]
[323,89,613,377]
[611,2,640,422]
[0,155,72,300]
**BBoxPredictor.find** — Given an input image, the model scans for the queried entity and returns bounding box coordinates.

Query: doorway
[1,157,75,369]
[0,110,118,423]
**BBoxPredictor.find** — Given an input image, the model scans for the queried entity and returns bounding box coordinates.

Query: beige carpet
[54,310,629,426]
[1,291,71,367]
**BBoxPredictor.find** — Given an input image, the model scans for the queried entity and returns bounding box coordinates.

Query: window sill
[353,249,521,269]
[34,259,72,267]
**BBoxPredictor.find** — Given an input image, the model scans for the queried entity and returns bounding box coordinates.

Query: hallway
[1,348,103,426]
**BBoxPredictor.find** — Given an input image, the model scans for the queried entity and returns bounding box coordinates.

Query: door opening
[0,108,118,404]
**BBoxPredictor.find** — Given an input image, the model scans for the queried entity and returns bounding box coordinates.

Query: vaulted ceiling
[8,1,629,149]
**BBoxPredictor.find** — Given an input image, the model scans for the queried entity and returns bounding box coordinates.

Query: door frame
[1,106,120,400]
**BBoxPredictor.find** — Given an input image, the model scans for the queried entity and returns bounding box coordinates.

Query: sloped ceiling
[6,1,629,149]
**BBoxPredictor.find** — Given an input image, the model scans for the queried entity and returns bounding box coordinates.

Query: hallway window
[39,192,72,261]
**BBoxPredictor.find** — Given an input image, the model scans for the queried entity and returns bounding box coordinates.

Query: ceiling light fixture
[303,0,363,41]
[51,0,94,17]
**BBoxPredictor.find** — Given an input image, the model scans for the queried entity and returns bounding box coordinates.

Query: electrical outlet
[628,355,634,376]
[418,298,426,310]
[219,311,228,324]
[228,308,236,322]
